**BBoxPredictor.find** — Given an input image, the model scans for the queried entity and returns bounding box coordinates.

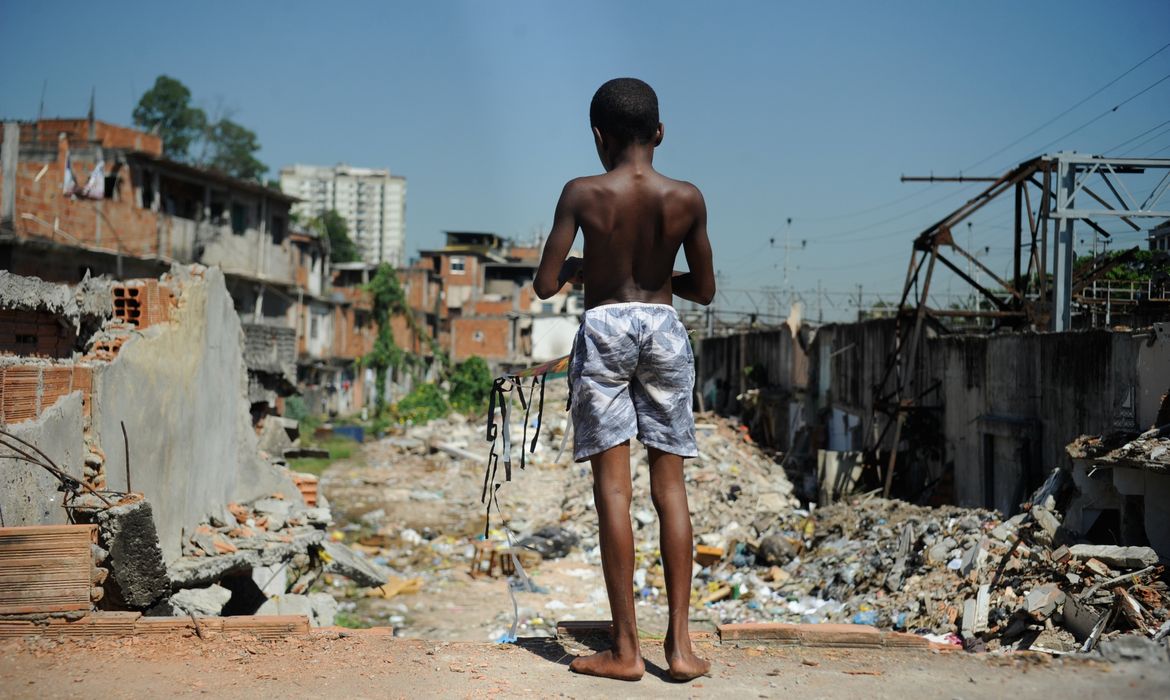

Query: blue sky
[2,1,1169,318]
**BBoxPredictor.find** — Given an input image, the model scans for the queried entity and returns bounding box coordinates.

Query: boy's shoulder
[561,172,703,202]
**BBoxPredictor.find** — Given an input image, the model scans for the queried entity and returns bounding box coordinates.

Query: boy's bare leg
[648,447,710,681]
[569,441,645,681]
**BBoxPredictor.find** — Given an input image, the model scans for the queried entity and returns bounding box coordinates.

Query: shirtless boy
[533,77,716,682]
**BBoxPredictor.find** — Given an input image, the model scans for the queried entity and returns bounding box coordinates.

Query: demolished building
[0,267,384,626]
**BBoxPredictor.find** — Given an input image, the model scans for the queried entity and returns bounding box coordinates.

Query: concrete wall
[0,392,84,527]
[91,267,297,562]
[935,330,1140,514]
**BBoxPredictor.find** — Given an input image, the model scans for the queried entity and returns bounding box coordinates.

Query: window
[230,203,247,235]
[310,316,319,339]
[541,302,554,314]
[450,256,466,275]
[271,215,286,244]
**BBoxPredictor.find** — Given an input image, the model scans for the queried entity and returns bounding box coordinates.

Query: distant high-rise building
[279,164,406,266]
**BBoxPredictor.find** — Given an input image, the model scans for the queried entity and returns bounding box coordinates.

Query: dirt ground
[2,634,1167,699]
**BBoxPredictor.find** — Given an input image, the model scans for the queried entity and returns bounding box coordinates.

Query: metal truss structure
[871,153,1170,497]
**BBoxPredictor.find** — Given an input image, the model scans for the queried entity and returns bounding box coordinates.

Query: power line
[1017,71,1170,162]
[794,186,937,223]
[1104,118,1170,154]
[961,41,1170,173]
[1121,123,1170,156]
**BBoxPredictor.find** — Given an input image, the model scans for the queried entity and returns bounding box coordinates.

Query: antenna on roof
[37,80,47,121]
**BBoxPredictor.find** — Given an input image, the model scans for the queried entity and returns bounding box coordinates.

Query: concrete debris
[303,382,1169,652]
[321,540,390,588]
[1067,545,1160,570]
[95,499,170,610]
[256,592,337,628]
[169,584,231,617]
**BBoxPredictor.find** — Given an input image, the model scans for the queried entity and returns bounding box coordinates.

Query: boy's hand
[558,257,584,287]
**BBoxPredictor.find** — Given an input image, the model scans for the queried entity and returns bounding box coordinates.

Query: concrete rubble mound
[699,469,1169,656]
[321,386,1168,655]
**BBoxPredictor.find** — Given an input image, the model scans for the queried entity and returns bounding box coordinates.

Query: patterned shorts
[569,302,697,462]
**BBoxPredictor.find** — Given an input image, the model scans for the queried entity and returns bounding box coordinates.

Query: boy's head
[590,78,661,148]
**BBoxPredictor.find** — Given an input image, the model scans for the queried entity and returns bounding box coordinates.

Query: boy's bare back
[533,89,713,308]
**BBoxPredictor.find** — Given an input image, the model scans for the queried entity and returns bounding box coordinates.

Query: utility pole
[770,218,806,310]
[816,279,824,323]
[856,284,863,321]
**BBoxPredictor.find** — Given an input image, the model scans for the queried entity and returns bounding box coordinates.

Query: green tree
[132,75,207,160]
[365,264,407,415]
[206,118,267,181]
[313,210,360,263]
[449,357,492,414]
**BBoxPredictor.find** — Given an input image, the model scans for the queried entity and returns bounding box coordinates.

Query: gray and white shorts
[569,302,697,462]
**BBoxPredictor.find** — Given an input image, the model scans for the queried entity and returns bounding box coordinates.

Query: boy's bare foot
[569,649,645,681]
[664,632,711,681]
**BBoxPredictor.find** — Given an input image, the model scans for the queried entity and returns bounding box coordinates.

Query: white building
[279,163,407,266]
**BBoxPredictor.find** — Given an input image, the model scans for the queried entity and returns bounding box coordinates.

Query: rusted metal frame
[911,164,1033,249]
[882,242,939,499]
[1141,169,1170,211]
[1013,181,1023,300]
[947,242,1024,302]
[1096,168,1131,212]
[1022,181,1039,298]
[934,251,1013,311]
[871,251,926,410]
[1071,246,1141,295]
[1029,168,1107,252]
[1098,164,1140,212]
[1039,169,1052,306]
[923,308,1028,318]
[1080,184,1141,231]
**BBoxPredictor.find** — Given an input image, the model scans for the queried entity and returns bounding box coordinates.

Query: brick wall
[0,310,77,359]
[19,120,162,156]
[111,279,174,330]
[12,145,162,259]
[451,317,511,362]
[0,363,93,425]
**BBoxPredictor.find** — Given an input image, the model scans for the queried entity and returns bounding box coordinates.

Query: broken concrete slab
[96,499,169,609]
[1097,634,1170,664]
[321,540,389,588]
[169,584,231,617]
[168,527,325,588]
[1067,545,1159,569]
[1024,583,1066,621]
[308,592,338,627]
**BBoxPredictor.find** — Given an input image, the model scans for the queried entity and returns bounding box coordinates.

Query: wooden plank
[0,525,96,615]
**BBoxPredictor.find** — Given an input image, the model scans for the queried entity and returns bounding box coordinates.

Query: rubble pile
[319,383,1167,655]
[697,475,1168,655]
[1067,424,1170,470]
[164,490,387,623]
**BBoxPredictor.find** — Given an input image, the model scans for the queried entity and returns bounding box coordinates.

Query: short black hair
[590,78,659,145]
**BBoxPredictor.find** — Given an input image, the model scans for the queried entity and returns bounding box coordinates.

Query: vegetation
[1074,249,1170,282]
[448,356,492,414]
[132,75,267,181]
[132,76,206,160]
[312,210,361,263]
[391,383,449,424]
[287,436,359,477]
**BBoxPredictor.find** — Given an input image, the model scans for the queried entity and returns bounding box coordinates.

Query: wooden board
[0,525,97,615]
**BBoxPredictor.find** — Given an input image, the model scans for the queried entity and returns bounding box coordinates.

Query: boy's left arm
[534,181,581,299]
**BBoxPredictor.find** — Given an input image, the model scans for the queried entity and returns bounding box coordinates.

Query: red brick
[717,622,884,648]
[2,365,40,423]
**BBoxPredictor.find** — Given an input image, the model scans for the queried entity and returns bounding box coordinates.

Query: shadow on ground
[512,635,677,682]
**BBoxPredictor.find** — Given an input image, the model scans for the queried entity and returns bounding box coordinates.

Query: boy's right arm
[534,181,581,299]
[671,188,716,305]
